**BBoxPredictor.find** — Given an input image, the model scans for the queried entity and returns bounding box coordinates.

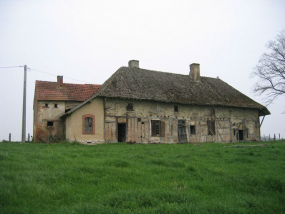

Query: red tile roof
[35,81,101,101]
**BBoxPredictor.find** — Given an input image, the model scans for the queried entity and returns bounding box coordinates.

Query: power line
[0,66,23,68]
[30,68,92,84]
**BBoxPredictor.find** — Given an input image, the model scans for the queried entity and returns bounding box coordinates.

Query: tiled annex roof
[35,80,101,101]
[95,66,270,116]
[64,66,270,116]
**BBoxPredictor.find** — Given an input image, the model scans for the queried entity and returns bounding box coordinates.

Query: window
[174,106,179,112]
[190,125,196,135]
[127,103,133,111]
[82,114,95,134]
[54,104,58,108]
[151,120,165,137]
[207,120,215,135]
[47,121,53,127]
[45,103,49,108]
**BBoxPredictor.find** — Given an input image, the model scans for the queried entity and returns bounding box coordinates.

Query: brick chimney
[57,75,63,87]
[190,63,200,82]
[128,60,139,68]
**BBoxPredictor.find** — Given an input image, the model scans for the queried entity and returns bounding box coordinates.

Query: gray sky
[0,0,285,141]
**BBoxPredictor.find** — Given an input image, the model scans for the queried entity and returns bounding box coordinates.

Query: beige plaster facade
[65,97,104,144]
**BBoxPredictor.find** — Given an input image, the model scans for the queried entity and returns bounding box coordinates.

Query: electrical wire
[30,68,92,84]
[0,66,23,68]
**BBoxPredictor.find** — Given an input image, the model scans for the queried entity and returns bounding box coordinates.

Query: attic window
[127,103,133,111]
[47,121,53,127]
[174,106,178,112]
[45,103,49,108]
[54,104,58,108]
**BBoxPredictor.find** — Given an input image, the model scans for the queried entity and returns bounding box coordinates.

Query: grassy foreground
[0,141,284,214]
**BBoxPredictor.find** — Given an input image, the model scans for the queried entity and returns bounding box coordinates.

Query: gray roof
[64,66,270,116]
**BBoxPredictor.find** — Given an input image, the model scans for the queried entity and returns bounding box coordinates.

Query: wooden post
[28,133,30,142]
[269,134,270,141]
[274,134,276,141]
[9,133,11,142]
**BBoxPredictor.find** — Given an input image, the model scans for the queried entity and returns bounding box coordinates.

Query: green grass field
[0,141,284,214]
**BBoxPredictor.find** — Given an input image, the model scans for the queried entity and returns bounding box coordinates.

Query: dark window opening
[141,122,145,124]
[174,106,178,112]
[87,142,91,144]
[85,117,93,133]
[207,120,215,135]
[190,125,196,135]
[54,104,58,108]
[151,120,165,137]
[127,103,133,111]
[47,121,53,127]
[45,103,49,108]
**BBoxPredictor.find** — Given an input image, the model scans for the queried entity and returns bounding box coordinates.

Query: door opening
[118,123,126,142]
[178,120,187,143]
[238,130,244,141]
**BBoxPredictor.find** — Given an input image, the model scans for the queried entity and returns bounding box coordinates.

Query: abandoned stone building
[33,76,100,142]
[33,60,270,143]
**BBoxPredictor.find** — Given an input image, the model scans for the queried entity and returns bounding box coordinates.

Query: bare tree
[252,30,285,105]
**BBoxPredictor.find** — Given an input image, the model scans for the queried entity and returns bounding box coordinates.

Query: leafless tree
[252,30,285,105]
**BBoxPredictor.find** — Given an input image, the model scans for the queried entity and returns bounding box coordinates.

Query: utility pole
[22,65,27,143]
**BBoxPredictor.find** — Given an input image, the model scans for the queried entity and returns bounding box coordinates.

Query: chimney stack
[57,76,63,87]
[128,60,139,68]
[190,63,200,82]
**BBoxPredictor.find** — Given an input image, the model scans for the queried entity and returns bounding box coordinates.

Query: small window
[207,120,215,135]
[174,106,178,112]
[151,120,165,137]
[190,125,196,135]
[85,117,93,133]
[45,103,49,108]
[54,104,58,108]
[47,121,53,127]
[82,114,95,134]
[127,103,133,111]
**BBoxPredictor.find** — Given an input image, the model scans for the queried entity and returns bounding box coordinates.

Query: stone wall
[104,98,261,143]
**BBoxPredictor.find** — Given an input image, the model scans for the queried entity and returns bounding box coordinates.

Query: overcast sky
[0,0,285,141]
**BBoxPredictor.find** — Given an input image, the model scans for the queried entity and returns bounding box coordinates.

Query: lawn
[0,141,284,214]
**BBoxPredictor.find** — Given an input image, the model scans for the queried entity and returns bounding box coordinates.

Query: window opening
[54,104,58,108]
[45,103,49,108]
[85,117,93,133]
[151,120,165,137]
[127,103,133,111]
[190,125,196,135]
[47,121,53,127]
[174,106,178,112]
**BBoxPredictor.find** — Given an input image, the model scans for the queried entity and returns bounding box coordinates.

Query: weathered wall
[104,98,261,143]
[33,100,81,142]
[65,97,104,144]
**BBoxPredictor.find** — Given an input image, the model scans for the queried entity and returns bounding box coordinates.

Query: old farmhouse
[33,60,270,143]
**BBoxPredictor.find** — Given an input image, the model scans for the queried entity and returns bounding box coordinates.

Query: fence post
[279,133,280,140]
[28,133,30,142]
[274,134,276,141]
[9,133,11,142]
